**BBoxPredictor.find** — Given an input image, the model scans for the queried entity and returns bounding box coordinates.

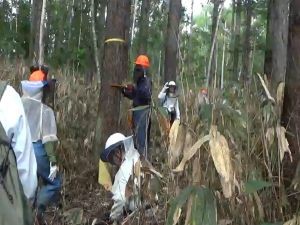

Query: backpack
[0,81,33,225]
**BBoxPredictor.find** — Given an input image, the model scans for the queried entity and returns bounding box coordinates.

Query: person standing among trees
[121,55,152,159]
[21,66,61,225]
[158,81,180,126]
[0,81,38,225]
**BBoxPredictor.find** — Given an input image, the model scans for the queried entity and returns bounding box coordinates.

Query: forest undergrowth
[1,60,300,225]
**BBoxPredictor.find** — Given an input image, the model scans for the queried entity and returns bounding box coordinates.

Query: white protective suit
[158,90,180,120]
[21,81,58,144]
[110,136,140,221]
[0,84,37,199]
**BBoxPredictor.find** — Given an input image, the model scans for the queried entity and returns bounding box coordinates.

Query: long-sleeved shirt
[110,138,140,221]
[123,77,152,107]
[158,90,180,120]
[0,85,38,199]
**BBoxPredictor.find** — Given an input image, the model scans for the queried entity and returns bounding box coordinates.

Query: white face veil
[21,81,58,143]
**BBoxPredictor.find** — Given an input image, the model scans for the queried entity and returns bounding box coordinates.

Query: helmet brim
[100,140,124,163]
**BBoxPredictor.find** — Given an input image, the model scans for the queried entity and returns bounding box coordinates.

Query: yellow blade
[98,160,112,191]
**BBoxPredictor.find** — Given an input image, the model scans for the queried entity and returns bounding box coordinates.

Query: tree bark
[232,0,241,79]
[164,0,182,82]
[29,0,43,63]
[137,0,150,54]
[94,0,131,152]
[91,0,101,82]
[206,0,224,87]
[264,0,272,77]
[282,0,300,183]
[270,0,289,94]
[241,0,253,85]
[38,0,46,65]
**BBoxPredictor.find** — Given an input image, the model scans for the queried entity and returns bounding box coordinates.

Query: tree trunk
[264,0,272,77]
[38,0,46,65]
[232,0,241,79]
[29,0,43,63]
[282,0,300,184]
[137,0,150,54]
[241,0,253,85]
[164,0,182,82]
[94,0,131,152]
[270,0,289,94]
[91,0,101,82]
[206,0,223,87]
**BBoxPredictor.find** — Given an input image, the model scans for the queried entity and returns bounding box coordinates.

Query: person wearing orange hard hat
[21,64,61,224]
[121,55,152,159]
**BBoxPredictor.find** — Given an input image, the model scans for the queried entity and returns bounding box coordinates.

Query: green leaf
[244,180,272,194]
[166,186,217,225]
[129,105,150,111]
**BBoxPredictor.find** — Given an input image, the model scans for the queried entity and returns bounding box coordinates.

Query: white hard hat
[105,133,126,149]
[168,81,176,86]
[100,133,126,163]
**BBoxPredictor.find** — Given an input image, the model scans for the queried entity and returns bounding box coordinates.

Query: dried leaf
[266,127,275,147]
[276,82,285,106]
[253,192,265,221]
[209,126,233,198]
[257,73,275,103]
[220,176,232,198]
[283,216,300,225]
[173,135,210,172]
[172,207,182,225]
[169,120,181,166]
[276,126,292,162]
[98,160,112,191]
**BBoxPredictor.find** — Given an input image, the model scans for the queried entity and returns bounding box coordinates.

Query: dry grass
[1,60,300,225]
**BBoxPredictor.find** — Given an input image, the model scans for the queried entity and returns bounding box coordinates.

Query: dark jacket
[123,76,152,107]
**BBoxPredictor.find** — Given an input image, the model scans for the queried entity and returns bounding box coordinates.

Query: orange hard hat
[29,70,46,81]
[200,87,208,95]
[135,55,150,68]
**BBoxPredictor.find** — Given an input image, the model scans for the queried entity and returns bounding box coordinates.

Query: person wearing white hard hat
[158,81,180,126]
[100,133,140,223]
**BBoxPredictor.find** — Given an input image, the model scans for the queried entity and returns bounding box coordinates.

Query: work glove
[162,82,169,92]
[48,162,59,181]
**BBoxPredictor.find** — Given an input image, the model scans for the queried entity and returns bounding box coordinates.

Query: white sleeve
[158,91,166,104]
[110,159,133,221]
[0,85,38,199]
[176,99,180,120]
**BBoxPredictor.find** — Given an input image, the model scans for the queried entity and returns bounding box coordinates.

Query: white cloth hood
[21,80,45,101]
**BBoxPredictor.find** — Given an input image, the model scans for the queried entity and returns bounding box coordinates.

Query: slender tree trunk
[164,0,182,82]
[206,1,224,87]
[137,0,150,54]
[282,0,299,193]
[264,0,272,77]
[232,0,241,79]
[270,0,289,94]
[38,0,46,65]
[91,0,101,82]
[94,0,131,152]
[30,0,43,63]
[241,0,253,85]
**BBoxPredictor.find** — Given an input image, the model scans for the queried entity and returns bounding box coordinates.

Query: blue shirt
[123,77,152,107]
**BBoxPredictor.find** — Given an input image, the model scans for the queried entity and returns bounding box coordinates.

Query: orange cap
[29,70,46,81]
[200,87,208,95]
[135,55,150,68]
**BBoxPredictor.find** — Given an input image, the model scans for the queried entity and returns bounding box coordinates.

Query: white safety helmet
[105,133,126,149]
[168,81,176,86]
[101,133,126,163]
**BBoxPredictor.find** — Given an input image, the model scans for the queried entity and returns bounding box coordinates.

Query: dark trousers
[132,107,151,158]
[33,141,61,214]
